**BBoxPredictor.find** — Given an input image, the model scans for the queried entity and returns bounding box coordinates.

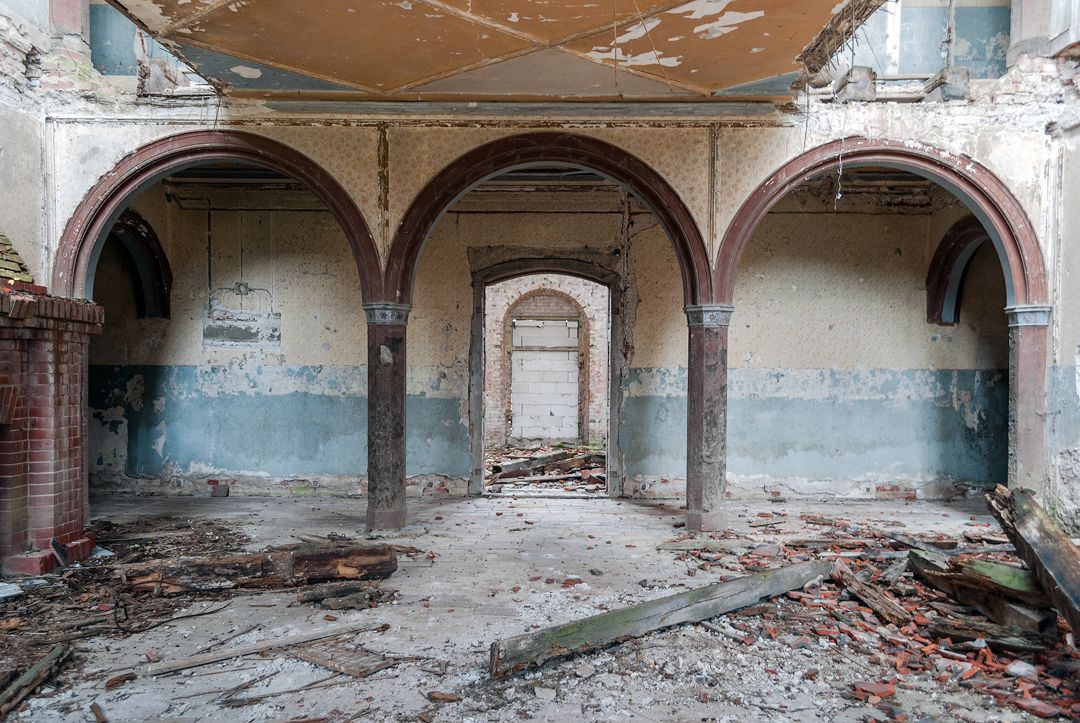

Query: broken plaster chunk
[534,686,557,701]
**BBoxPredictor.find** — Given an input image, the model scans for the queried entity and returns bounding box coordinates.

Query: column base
[685,509,728,533]
[366,507,406,531]
[2,532,96,576]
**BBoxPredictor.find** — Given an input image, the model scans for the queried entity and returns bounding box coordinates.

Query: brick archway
[714,136,1051,492]
[53,130,381,303]
[384,132,712,307]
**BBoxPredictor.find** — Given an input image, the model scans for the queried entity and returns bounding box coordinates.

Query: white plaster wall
[90,184,368,368]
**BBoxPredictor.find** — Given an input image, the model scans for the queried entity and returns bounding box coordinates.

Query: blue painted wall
[620,367,1008,486]
[89,365,470,479]
[88,4,174,76]
[90,364,1006,488]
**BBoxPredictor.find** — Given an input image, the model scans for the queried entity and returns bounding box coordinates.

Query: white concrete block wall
[483,275,610,447]
[510,339,580,440]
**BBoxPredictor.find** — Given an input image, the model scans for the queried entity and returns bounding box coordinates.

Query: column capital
[685,304,734,327]
[1005,304,1052,327]
[363,303,410,326]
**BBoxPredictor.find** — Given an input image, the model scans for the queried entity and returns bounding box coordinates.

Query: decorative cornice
[685,304,734,327]
[363,303,410,326]
[1005,304,1052,328]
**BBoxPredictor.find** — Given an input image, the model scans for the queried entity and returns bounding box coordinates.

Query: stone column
[364,303,410,530]
[685,304,733,532]
[1006,304,1052,492]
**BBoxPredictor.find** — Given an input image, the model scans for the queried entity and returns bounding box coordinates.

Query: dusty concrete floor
[16,494,1041,722]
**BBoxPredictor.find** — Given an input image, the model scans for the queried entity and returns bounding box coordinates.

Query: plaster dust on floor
[2,494,1072,722]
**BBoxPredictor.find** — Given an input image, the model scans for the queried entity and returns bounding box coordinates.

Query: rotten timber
[927,617,1054,653]
[488,560,831,678]
[0,644,70,716]
[909,549,1056,633]
[831,560,911,626]
[115,543,397,594]
[986,485,1080,635]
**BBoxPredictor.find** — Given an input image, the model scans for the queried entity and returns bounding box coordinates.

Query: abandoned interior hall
[1,0,1079,720]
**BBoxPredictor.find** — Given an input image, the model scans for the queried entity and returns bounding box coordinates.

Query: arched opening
[100,209,173,319]
[391,147,696,505]
[58,132,379,498]
[479,272,611,497]
[716,138,1048,498]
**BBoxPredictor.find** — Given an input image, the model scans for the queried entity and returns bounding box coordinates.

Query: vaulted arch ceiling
[110,0,882,101]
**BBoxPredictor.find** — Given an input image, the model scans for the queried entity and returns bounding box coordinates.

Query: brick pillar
[1006,304,1052,492]
[685,304,733,532]
[0,283,103,575]
[364,303,410,530]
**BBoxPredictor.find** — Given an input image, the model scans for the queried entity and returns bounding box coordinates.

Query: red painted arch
[714,137,1048,308]
[384,132,713,307]
[53,130,382,302]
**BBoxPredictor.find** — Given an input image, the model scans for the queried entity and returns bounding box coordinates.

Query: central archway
[384,132,712,306]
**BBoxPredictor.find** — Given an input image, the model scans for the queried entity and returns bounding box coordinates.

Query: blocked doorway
[481,274,611,495]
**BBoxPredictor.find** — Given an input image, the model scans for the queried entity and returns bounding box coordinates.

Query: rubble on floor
[485,445,606,495]
[658,503,1079,719]
[0,516,405,718]
[0,494,1076,721]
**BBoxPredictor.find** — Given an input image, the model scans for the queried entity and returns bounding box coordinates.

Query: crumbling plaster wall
[727,207,1009,499]
[87,183,369,496]
[1046,127,1080,532]
[0,6,46,283]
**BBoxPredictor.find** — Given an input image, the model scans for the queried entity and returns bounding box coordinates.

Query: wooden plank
[0,644,69,715]
[115,543,397,593]
[146,623,386,676]
[986,485,1080,634]
[908,549,1055,632]
[927,617,1054,653]
[488,560,831,678]
[830,560,911,626]
[908,549,1050,607]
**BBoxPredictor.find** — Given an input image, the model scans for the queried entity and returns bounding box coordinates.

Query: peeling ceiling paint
[110,0,860,100]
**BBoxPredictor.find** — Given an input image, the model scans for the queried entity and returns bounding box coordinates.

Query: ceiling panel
[437,0,680,43]
[564,0,845,92]
[179,0,537,92]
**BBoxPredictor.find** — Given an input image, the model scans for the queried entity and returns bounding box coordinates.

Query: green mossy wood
[489,560,831,678]
[987,485,1080,635]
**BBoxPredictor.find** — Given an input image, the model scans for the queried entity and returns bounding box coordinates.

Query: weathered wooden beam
[986,485,1080,634]
[927,617,1054,652]
[0,644,69,715]
[114,543,397,594]
[909,549,1056,633]
[831,560,911,626]
[488,560,831,678]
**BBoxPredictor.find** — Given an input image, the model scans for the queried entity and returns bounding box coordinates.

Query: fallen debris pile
[485,445,606,495]
[0,516,403,717]
[642,492,1080,719]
